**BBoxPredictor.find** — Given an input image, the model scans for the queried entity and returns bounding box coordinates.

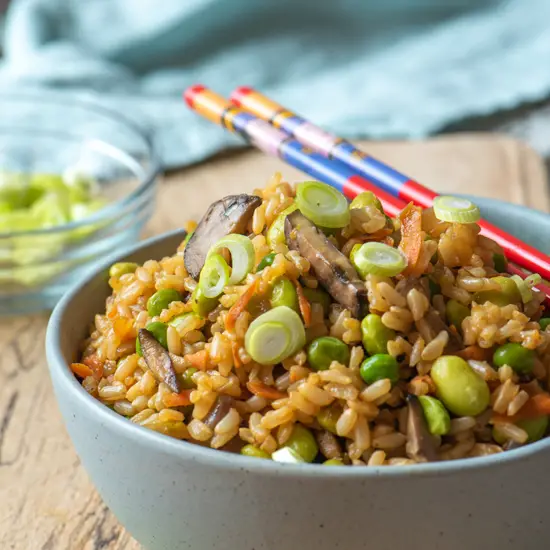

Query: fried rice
[71,173,550,466]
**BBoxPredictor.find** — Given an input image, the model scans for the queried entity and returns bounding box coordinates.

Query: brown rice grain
[367,450,386,466]
[407,288,430,321]
[361,379,392,403]
[336,408,358,437]
[261,407,295,430]
[298,383,334,407]
[113,400,135,416]
[492,379,519,414]
[507,389,529,416]
[449,416,476,435]
[373,432,407,450]
[188,419,214,441]
[492,422,528,444]
[289,391,318,416]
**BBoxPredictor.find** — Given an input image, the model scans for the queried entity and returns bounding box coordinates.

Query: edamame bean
[307,336,350,371]
[147,288,182,317]
[178,367,198,389]
[266,204,298,247]
[109,262,138,278]
[270,278,298,310]
[136,321,169,355]
[286,424,318,463]
[350,191,383,212]
[431,355,490,416]
[361,314,396,356]
[302,287,331,316]
[418,395,451,436]
[316,405,341,434]
[359,354,399,385]
[493,343,535,374]
[473,276,520,307]
[539,317,550,331]
[517,416,549,443]
[191,286,218,317]
[323,458,344,466]
[445,299,470,331]
[257,252,276,272]
[241,444,271,459]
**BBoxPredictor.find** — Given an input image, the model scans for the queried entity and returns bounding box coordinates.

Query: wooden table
[1,134,548,550]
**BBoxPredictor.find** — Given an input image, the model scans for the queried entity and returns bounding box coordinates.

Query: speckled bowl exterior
[46,198,550,550]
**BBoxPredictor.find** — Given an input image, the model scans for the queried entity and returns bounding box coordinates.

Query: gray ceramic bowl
[47,197,550,550]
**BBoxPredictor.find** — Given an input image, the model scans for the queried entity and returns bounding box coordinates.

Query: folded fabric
[1,0,550,168]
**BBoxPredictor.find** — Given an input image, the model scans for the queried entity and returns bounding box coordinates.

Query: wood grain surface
[1,134,548,550]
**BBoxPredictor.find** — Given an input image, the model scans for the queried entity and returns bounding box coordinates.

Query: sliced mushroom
[138,329,179,393]
[315,430,343,460]
[284,210,368,318]
[184,194,261,279]
[423,308,463,352]
[406,395,439,462]
[203,395,234,429]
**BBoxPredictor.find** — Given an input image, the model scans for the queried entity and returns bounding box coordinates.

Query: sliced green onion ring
[433,195,481,224]
[525,273,542,288]
[198,253,230,298]
[245,306,306,365]
[271,447,306,464]
[511,274,533,303]
[352,242,407,278]
[295,181,350,228]
[207,234,255,285]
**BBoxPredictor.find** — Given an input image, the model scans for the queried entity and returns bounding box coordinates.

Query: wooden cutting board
[1,134,548,550]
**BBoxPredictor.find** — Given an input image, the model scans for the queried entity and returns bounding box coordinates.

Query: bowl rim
[46,199,550,479]
[0,92,161,238]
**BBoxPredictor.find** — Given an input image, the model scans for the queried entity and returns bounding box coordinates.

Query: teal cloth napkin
[1,0,550,168]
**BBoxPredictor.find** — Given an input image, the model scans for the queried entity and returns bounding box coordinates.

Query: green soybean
[539,317,550,331]
[178,367,198,390]
[302,286,331,316]
[191,286,219,317]
[418,395,451,436]
[109,262,138,278]
[517,416,549,443]
[316,405,341,434]
[147,288,182,317]
[359,354,399,385]
[361,314,395,356]
[270,278,298,311]
[286,424,318,463]
[307,336,350,372]
[257,252,276,272]
[136,321,169,356]
[445,299,470,331]
[323,458,344,466]
[493,343,535,374]
[241,444,271,459]
[473,276,520,307]
[431,355,490,416]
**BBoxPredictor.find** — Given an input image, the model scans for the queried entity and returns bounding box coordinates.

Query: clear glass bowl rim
[0,92,161,238]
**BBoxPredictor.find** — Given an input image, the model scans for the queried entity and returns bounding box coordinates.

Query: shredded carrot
[232,341,242,368]
[70,362,93,378]
[398,202,423,276]
[82,354,104,380]
[226,279,259,331]
[293,280,311,328]
[107,307,118,319]
[162,389,193,408]
[492,393,550,423]
[289,370,301,383]
[247,380,287,400]
[456,345,490,361]
[185,349,209,370]
[113,316,134,340]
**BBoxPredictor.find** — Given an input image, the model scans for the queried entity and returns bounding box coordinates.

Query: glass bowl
[0,93,160,315]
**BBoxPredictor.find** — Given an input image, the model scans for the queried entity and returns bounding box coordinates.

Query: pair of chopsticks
[183,85,550,304]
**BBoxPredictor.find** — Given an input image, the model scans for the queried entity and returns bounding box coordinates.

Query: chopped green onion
[433,195,481,224]
[198,253,230,298]
[245,306,306,365]
[351,242,407,278]
[493,253,507,273]
[295,181,350,228]
[511,274,533,303]
[525,273,542,288]
[207,234,255,285]
[271,447,306,464]
[350,191,383,212]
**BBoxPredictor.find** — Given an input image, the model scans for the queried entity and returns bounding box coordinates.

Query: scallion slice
[198,253,230,298]
[245,306,306,365]
[511,274,533,303]
[351,242,407,278]
[295,181,350,228]
[271,447,306,464]
[207,234,255,285]
[433,195,481,224]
